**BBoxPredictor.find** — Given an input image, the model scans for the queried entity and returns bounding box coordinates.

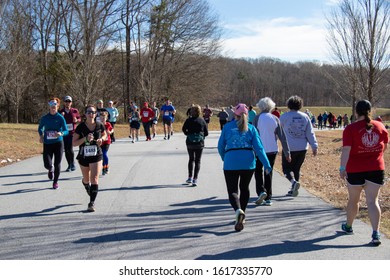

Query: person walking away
[337,114,342,128]
[317,113,323,130]
[160,98,176,140]
[140,102,155,141]
[129,108,141,143]
[72,105,107,212]
[248,105,257,124]
[182,105,209,187]
[218,103,271,232]
[106,101,119,142]
[59,95,80,172]
[227,105,235,122]
[100,111,113,175]
[343,113,349,128]
[151,101,160,138]
[280,95,318,197]
[253,97,291,206]
[271,107,281,118]
[217,108,229,130]
[38,97,69,189]
[322,111,328,129]
[339,100,388,246]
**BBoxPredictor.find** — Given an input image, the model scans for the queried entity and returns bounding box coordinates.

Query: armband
[339,166,346,171]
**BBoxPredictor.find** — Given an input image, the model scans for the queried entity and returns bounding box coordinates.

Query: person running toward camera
[73,105,107,212]
[38,97,69,189]
[160,98,176,140]
[182,104,209,187]
[140,102,155,141]
[151,101,160,138]
[129,107,141,143]
[59,95,81,172]
[105,101,119,142]
[339,100,388,246]
[100,111,113,175]
[218,103,271,232]
[253,97,291,206]
[280,96,318,197]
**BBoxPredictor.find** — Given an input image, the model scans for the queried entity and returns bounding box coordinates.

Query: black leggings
[282,150,307,182]
[43,141,64,183]
[63,135,74,166]
[187,147,203,179]
[223,169,254,212]
[254,152,277,200]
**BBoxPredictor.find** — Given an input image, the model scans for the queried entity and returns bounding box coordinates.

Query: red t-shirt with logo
[343,120,388,173]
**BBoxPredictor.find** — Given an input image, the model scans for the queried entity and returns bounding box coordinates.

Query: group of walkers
[37,94,388,246]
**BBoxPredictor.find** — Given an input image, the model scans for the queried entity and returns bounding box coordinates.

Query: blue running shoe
[341,223,353,234]
[371,231,381,246]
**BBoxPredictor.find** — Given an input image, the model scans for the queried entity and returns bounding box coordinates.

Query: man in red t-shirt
[140,102,155,141]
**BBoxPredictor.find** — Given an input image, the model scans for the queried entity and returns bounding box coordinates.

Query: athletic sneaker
[66,166,71,172]
[255,192,267,205]
[262,199,272,206]
[87,202,95,212]
[286,181,300,197]
[48,168,54,180]
[186,178,192,184]
[70,163,76,171]
[234,209,245,232]
[164,136,167,140]
[153,133,156,138]
[52,182,59,189]
[371,231,381,246]
[341,223,354,234]
[192,179,197,187]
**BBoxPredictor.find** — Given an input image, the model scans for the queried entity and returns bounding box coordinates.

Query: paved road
[0,131,389,260]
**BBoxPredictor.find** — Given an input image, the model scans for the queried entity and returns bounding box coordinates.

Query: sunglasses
[86,111,97,114]
[65,100,72,102]
[48,101,58,106]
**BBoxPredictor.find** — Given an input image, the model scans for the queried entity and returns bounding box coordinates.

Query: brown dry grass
[1,122,389,237]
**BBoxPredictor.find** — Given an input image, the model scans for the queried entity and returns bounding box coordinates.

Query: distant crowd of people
[37,95,388,246]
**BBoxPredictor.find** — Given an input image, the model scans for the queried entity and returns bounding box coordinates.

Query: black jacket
[182,117,209,148]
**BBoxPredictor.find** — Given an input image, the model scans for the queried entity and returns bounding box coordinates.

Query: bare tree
[327,0,390,110]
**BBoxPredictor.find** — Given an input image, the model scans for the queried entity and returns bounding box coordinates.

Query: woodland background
[1,0,390,124]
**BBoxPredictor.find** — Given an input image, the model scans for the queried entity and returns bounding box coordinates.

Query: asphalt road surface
[0,131,389,261]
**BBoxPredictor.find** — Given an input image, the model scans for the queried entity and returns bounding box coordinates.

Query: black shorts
[77,155,103,167]
[347,170,385,186]
[163,118,172,126]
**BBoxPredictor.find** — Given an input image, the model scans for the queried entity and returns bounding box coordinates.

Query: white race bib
[164,111,170,116]
[84,145,98,157]
[67,123,73,131]
[46,131,58,140]
[96,116,101,122]
[143,111,149,117]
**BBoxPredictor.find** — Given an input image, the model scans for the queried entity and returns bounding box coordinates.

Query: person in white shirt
[253,97,291,206]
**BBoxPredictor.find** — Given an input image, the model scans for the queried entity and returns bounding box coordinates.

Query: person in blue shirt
[38,97,69,189]
[218,103,271,232]
[105,100,119,142]
[160,98,176,140]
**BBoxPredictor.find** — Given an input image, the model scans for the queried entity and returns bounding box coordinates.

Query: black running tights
[43,141,64,183]
[223,169,254,212]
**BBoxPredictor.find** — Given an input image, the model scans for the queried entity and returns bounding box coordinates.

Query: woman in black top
[182,104,209,187]
[73,104,107,212]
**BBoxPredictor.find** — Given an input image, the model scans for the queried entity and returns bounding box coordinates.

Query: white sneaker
[255,192,267,205]
[234,209,245,231]
[192,179,197,187]
[186,178,192,184]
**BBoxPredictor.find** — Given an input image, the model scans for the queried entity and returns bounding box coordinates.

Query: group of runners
[37,95,388,246]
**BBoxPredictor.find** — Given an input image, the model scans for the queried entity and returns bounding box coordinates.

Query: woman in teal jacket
[38,97,69,189]
[218,103,271,232]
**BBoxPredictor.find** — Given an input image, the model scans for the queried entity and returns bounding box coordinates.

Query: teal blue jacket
[38,112,69,144]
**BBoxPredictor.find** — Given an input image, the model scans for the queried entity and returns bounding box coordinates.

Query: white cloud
[220,17,329,62]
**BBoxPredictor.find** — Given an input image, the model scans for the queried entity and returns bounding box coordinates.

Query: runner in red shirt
[339,100,389,246]
[140,102,155,141]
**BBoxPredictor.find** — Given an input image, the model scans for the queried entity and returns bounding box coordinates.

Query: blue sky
[209,0,341,62]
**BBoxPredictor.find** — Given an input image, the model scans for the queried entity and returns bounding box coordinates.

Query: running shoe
[70,163,76,171]
[286,181,300,197]
[186,178,192,184]
[52,182,59,189]
[341,223,354,234]
[234,209,245,232]
[132,140,135,143]
[192,179,197,187]
[262,200,272,206]
[66,166,71,172]
[48,168,54,180]
[371,231,381,246]
[153,133,156,138]
[87,202,95,212]
[255,192,267,205]
[164,136,167,140]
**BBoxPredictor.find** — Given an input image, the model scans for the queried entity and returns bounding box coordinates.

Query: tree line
[0,0,389,124]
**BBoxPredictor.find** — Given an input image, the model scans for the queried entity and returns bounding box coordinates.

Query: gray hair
[256,97,275,113]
